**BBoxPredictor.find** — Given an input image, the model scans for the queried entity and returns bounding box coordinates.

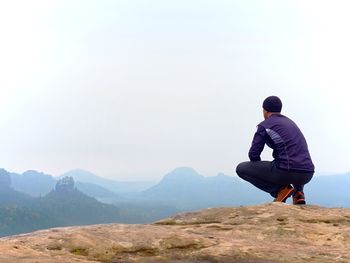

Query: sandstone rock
[0,203,349,262]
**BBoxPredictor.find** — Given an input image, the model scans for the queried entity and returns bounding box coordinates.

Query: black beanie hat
[263,96,282,112]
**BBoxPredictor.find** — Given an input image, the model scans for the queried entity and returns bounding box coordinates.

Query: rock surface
[0,203,349,262]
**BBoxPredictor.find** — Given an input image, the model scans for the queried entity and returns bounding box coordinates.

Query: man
[236,96,314,204]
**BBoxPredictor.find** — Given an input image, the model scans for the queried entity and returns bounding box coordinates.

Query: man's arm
[248,125,266,161]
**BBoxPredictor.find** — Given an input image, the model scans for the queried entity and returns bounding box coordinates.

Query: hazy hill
[0,205,60,237]
[141,167,269,210]
[7,169,125,203]
[0,177,134,237]
[0,169,35,206]
[307,172,350,207]
[74,181,120,204]
[141,167,350,209]
[35,177,123,226]
[10,170,56,197]
[0,169,56,236]
[60,169,156,193]
[0,203,349,263]
[0,187,34,207]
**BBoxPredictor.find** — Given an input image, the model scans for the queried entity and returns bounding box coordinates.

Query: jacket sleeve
[248,125,266,161]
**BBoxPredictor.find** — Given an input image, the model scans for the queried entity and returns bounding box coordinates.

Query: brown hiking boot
[274,185,295,203]
[293,191,306,205]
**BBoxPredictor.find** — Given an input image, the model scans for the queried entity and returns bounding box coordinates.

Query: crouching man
[236,96,314,204]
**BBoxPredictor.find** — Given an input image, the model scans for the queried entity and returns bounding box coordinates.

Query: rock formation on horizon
[55,176,75,193]
[0,203,349,262]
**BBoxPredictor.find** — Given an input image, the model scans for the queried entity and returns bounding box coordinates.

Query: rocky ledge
[0,203,349,263]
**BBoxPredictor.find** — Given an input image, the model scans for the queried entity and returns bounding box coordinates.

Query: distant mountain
[35,177,123,226]
[0,169,35,206]
[0,176,136,237]
[0,169,54,236]
[113,202,179,224]
[8,169,129,202]
[60,169,156,193]
[142,167,206,201]
[75,181,120,204]
[0,169,11,187]
[141,167,269,210]
[0,205,60,237]
[10,170,56,197]
[142,167,350,209]
[307,172,350,208]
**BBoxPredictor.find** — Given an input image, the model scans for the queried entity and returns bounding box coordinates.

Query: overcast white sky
[0,0,349,180]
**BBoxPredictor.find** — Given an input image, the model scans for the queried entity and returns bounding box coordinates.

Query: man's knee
[236,161,250,178]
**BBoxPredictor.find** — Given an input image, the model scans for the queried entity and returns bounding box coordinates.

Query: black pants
[236,161,314,198]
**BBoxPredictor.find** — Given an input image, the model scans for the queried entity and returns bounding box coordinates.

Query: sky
[0,0,349,181]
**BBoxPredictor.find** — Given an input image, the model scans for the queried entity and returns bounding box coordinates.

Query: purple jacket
[249,114,315,172]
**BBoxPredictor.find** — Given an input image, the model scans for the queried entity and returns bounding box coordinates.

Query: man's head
[263,96,282,119]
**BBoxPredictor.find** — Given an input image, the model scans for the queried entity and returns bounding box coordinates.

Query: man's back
[250,114,314,172]
[237,96,314,205]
